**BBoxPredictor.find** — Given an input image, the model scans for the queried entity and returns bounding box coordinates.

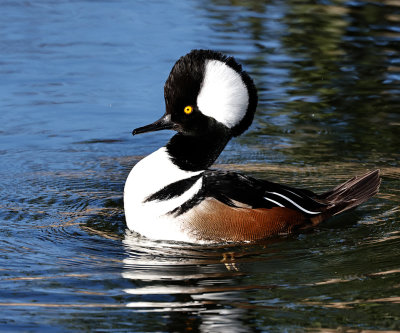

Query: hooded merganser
[124,49,381,244]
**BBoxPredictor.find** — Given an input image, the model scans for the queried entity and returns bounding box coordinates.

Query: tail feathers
[317,169,381,218]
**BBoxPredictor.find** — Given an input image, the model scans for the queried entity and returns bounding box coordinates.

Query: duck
[124,49,381,244]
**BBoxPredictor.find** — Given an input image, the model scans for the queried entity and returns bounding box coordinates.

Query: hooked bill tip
[131,114,174,137]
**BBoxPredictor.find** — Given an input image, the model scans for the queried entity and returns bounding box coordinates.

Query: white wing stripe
[284,189,303,198]
[264,197,285,207]
[265,191,321,215]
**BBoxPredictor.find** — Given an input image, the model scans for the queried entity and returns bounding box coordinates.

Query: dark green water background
[1,0,399,332]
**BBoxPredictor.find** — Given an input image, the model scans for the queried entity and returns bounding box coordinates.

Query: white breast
[124,147,203,242]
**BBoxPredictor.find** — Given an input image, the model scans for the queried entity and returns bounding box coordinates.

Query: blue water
[1,0,400,332]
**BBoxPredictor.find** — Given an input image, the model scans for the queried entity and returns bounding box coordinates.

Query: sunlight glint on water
[0,0,399,331]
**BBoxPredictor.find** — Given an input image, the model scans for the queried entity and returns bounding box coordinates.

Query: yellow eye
[184,105,193,114]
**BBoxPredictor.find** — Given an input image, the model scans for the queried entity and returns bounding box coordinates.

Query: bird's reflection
[121,230,281,332]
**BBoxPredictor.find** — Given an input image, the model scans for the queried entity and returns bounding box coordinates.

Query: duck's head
[132,49,258,139]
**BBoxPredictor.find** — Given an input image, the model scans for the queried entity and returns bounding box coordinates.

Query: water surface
[1,0,399,332]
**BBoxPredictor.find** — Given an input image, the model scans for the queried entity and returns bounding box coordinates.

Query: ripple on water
[1,0,400,331]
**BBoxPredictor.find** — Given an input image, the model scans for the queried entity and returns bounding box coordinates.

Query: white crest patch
[197,60,249,128]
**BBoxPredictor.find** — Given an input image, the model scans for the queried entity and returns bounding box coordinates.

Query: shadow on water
[0,0,400,331]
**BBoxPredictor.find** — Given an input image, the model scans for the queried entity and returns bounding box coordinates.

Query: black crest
[164,49,258,137]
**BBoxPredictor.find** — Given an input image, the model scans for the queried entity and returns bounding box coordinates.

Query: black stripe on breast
[145,173,203,202]
[169,192,205,216]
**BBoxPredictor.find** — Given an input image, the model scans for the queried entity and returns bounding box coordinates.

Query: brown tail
[312,169,381,223]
